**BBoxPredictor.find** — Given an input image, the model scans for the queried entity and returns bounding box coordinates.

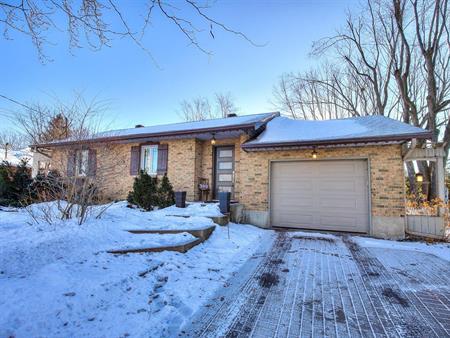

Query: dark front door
[214,146,235,199]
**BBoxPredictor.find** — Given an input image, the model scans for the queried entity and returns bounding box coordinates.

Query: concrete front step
[108,226,215,254]
[108,238,202,254]
[127,226,215,241]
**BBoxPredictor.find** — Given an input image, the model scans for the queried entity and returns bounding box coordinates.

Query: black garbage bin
[175,191,187,208]
[218,191,231,214]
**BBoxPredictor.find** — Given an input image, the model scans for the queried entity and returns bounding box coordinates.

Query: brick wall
[165,139,199,201]
[239,144,405,218]
[51,143,139,200]
[51,140,203,201]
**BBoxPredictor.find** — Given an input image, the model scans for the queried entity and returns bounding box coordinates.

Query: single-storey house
[33,112,432,239]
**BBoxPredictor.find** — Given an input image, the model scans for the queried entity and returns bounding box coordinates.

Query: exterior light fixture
[211,134,216,145]
[312,148,317,159]
[415,173,424,183]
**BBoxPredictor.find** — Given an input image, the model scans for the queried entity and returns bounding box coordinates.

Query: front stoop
[127,226,215,241]
[108,225,215,254]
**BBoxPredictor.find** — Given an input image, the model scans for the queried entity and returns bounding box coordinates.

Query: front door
[214,146,235,199]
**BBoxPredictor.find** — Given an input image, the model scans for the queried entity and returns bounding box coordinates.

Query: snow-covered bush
[28,170,64,202]
[127,172,175,211]
[24,170,104,225]
[127,171,158,211]
[0,159,32,207]
[157,174,175,209]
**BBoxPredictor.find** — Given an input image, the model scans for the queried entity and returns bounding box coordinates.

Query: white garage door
[270,160,369,233]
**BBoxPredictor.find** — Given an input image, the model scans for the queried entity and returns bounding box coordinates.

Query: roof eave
[33,113,281,149]
[241,132,433,150]
[33,123,259,148]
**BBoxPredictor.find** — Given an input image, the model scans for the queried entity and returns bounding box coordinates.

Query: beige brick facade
[239,143,405,218]
[50,138,405,221]
[51,143,139,200]
[165,139,197,201]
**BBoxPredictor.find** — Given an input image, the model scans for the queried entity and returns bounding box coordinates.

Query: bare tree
[382,0,450,197]
[26,139,126,225]
[0,0,256,63]
[273,0,450,199]
[215,92,238,118]
[18,96,120,225]
[273,65,381,120]
[13,94,108,149]
[179,93,239,121]
[179,96,213,122]
[311,1,395,117]
[0,131,27,150]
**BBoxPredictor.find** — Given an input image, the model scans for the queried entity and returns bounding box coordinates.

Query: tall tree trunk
[406,161,417,195]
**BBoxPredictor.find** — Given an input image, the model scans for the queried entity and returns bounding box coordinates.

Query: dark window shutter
[130,146,140,175]
[157,144,168,175]
[88,149,97,177]
[67,151,76,177]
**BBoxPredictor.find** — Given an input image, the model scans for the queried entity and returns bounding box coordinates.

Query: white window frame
[75,149,89,177]
[140,145,158,175]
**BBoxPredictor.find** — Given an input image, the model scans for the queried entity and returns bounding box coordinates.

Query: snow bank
[0,201,271,337]
[353,236,450,262]
[155,202,223,218]
[287,230,338,240]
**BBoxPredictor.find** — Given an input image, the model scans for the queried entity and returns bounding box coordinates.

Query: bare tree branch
[0,0,258,63]
[179,93,239,121]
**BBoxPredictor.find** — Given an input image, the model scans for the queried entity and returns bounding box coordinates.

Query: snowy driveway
[181,231,450,338]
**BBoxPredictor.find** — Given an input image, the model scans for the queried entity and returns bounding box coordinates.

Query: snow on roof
[244,115,431,147]
[95,112,278,139]
[0,148,32,167]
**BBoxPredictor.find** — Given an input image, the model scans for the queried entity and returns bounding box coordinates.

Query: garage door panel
[275,181,313,191]
[318,198,359,209]
[272,199,313,208]
[317,178,366,193]
[270,160,369,233]
[319,215,359,227]
[273,213,314,226]
[318,163,360,176]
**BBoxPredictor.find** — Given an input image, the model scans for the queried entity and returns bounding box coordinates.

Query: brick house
[33,112,431,239]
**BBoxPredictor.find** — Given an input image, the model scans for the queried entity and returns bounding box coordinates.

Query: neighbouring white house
[0,147,33,168]
[30,151,51,177]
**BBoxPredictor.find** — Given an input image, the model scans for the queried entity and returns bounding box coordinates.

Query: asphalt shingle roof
[95,112,278,139]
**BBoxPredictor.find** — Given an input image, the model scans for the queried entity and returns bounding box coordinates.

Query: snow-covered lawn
[353,235,450,262]
[0,202,272,338]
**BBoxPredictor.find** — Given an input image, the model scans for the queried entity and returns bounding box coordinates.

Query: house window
[38,161,46,173]
[140,145,158,175]
[37,161,49,175]
[75,149,89,177]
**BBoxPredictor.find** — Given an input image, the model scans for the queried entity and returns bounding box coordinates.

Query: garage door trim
[268,157,372,234]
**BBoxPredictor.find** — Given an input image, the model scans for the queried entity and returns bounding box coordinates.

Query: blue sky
[0,0,358,131]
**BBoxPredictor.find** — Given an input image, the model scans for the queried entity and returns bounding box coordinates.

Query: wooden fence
[406,215,447,239]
